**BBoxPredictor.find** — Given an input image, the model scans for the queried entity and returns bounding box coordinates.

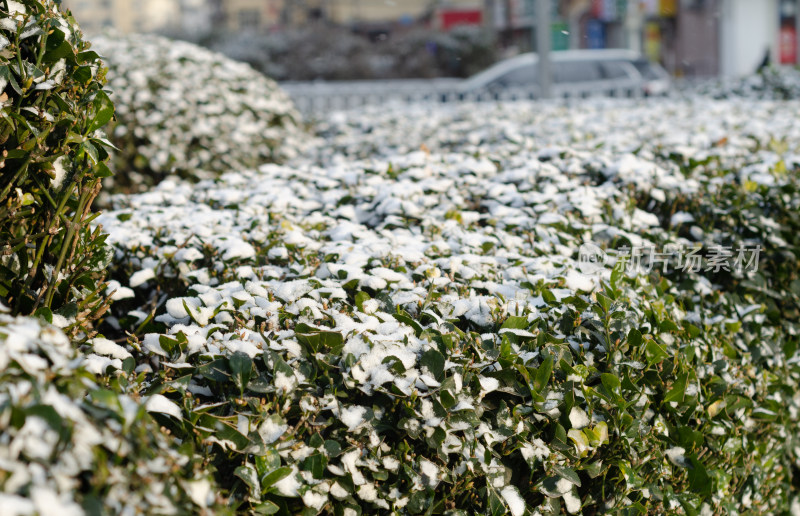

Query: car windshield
[493,64,538,87]
[633,60,665,80]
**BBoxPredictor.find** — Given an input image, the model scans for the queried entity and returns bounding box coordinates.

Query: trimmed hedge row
[94,98,800,514]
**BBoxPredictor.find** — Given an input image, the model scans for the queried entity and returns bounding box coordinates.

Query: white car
[459,49,671,98]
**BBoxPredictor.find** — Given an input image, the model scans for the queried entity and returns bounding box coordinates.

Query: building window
[238,9,260,30]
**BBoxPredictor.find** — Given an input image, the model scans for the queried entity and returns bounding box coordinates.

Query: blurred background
[61,0,799,81]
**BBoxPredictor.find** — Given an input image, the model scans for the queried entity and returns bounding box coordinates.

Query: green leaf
[600,373,621,394]
[198,358,230,382]
[664,373,688,403]
[253,501,280,515]
[440,389,456,409]
[540,476,571,498]
[659,320,680,332]
[94,162,114,178]
[301,453,327,480]
[294,323,344,354]
[78,50,102,64]
[262,467,294,493]
[82,141,99,165]
[596,292,612,313]
[420,348,445,381]
[725,320,742,333]
[234,464,260,494]
[627,328,642,348]
[553,465,582,487]
[567,429,590,457]
[25,404,62,430]
[534,356,554,392]
[229,352,253,393]
[214,423,250,451]
[34,306,53,324]
[687,455,712,496]
[610,262,624,290]
[382,355,407,375]
[255,448,282,477]
[323,440,342,458]
[501,316,528,330]
[394,310,423,337]
[408,490,430,514]
[56,303,78,319]
[355,291,370,312]
[645,339,669,366]
[42,39,72,64]
[159,335,180,356]
[487,488,505,516]
[582,461,605,479]
[585,421,609,447]
[87,90,114,133]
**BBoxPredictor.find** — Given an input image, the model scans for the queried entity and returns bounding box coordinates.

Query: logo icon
[578,243,609,275]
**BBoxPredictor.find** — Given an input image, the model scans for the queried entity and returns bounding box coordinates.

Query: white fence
[280,78,645,116]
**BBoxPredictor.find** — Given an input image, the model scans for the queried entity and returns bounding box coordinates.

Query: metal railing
[280,79,645,116]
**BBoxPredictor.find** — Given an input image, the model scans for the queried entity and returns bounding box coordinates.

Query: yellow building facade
[61,0,180,34]
[313,0,482,25]
[219,0,285,30]
[62,0,486,34]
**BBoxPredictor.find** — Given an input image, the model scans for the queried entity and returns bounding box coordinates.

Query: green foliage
[0,0,115,335]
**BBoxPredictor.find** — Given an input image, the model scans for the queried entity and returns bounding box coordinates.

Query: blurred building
[280,0,484,30]
[488,0,798,78]
[211,0,284,30]
[62,0,181,33]
[63,0,798,78]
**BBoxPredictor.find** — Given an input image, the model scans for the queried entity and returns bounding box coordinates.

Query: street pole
[625,0,643,54]
[536,0,553,98]
[484,0,497,45]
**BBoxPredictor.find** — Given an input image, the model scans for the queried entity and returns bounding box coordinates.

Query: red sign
[591,0,603,17]
[440,9,483,31]
[780,26,797,64]
[779,26,797,64]
[590,0,618,21]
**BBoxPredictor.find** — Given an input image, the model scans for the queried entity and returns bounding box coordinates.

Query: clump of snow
[569,406,590,430]
[145,394,183,419]
[273,467,301,496]
[501,486,526,516]
[340,405,368,431]
[259,416,288,443]
[666,446,688,467]
[90,337,132,360]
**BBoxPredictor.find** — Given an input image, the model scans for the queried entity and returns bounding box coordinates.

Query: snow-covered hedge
[91,33,309,194]
[93,99,800,514]
[0,306,222,514]
[692,66,800,100]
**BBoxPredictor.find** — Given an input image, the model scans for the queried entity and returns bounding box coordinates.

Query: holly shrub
[0,0,115,336]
